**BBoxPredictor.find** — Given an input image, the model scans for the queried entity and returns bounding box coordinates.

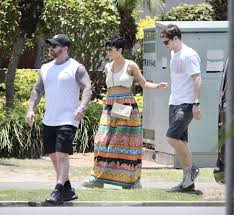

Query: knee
[49,153,57,162]
[166,137,177,146]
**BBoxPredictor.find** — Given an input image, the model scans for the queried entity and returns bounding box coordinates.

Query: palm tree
[114,0,165,51]
[5,0,44,110]
[207,0,227,20]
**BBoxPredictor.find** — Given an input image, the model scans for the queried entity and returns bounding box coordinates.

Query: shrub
[74,99,103,153]
[0,0,21,60]
[0,69,103,158]
[134,93,143,114]
[136,16,158,40]
[0,0,120,70]
[161,3,214,21]
[132,16,158,72]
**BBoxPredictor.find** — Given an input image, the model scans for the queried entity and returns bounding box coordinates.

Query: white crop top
[105,59,134,88]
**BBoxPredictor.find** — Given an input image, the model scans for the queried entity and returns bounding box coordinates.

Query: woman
[82,36,168,189]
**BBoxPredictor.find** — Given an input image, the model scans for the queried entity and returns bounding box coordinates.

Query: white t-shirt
[169,44,201,105]
[40,58,81,127]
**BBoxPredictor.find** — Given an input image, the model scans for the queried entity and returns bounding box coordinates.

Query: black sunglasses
[162,39,171,45]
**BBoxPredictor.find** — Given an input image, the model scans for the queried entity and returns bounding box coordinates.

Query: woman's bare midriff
[107,86,132,96]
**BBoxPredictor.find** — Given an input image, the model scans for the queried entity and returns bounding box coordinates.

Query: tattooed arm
[74,65,92,121]
[26,72,45,127]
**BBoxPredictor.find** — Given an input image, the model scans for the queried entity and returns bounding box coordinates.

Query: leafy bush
[0,69,103,158]
[0,0,120,70]
[74,99,103,153]
[0,0,21,60]
[161,3,214,21]
[37,0,120,71]
[132,16,157,78]
[136,16,158,40]
[134,93,143,114]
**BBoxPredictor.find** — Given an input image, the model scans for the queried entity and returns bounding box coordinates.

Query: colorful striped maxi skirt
[90,93,143,188]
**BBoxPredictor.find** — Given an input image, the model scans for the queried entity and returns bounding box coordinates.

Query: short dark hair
[160,24,182,40]
[105,36,125,51]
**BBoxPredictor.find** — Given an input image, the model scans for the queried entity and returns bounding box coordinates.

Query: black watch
[193,102,200,106]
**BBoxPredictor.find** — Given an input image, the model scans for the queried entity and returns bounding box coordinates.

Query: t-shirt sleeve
[184,54,201,76]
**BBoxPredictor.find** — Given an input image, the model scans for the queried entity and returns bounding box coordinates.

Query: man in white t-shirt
[25,34,92,205]
[160,24,202,191]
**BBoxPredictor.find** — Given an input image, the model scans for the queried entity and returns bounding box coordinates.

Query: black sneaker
[63,187,78,201]
[171,183,195,192]
[46,184,64,205]
[63,180,78,201]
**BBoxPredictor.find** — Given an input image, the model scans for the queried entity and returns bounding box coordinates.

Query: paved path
[0,206,226,215]
[0,181,225,190]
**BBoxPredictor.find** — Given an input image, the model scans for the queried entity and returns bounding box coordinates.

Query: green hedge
[0,69,102,158]
[161,3,214,21]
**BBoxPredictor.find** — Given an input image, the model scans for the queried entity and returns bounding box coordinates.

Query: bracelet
[193,102,200,106]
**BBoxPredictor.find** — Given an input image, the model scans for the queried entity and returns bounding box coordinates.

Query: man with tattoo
[26,34,92,205]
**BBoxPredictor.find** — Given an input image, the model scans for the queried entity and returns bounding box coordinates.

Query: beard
[49,48,63,59]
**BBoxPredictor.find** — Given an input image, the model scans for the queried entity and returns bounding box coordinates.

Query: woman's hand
[158,82,169,89]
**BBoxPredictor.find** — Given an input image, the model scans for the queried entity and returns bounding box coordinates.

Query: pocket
[175,109,185,121]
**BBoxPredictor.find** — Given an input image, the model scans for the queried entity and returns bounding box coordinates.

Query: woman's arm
[130,61,168,90]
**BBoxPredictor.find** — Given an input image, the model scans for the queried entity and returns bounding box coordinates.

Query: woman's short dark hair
[160,24,182,40]
[105,36,125,51]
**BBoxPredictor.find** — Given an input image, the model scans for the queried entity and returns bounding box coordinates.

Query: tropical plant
[73,100,103,153]
[115,0,165,53]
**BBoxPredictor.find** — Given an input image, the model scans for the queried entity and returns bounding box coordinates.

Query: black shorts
[166,104,193,142]
[43,124,77,155]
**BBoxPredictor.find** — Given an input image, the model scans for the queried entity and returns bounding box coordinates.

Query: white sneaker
[182,166,200,189]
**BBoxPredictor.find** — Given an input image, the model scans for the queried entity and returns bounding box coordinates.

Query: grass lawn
[0,189,210,202]
[0,158,225,202]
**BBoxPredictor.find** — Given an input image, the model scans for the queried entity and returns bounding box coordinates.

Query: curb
[0,201,225,207]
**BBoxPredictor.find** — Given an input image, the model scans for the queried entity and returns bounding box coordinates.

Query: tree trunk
[5,32,26,111]
[34,35,46,69]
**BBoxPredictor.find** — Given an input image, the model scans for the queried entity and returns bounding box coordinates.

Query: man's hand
[192,105,201,120]
[158,82,169,89]
[74,108,85,121]
[26,111,35,127]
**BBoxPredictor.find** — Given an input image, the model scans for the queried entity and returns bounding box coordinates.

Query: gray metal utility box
[143,21,229,167]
